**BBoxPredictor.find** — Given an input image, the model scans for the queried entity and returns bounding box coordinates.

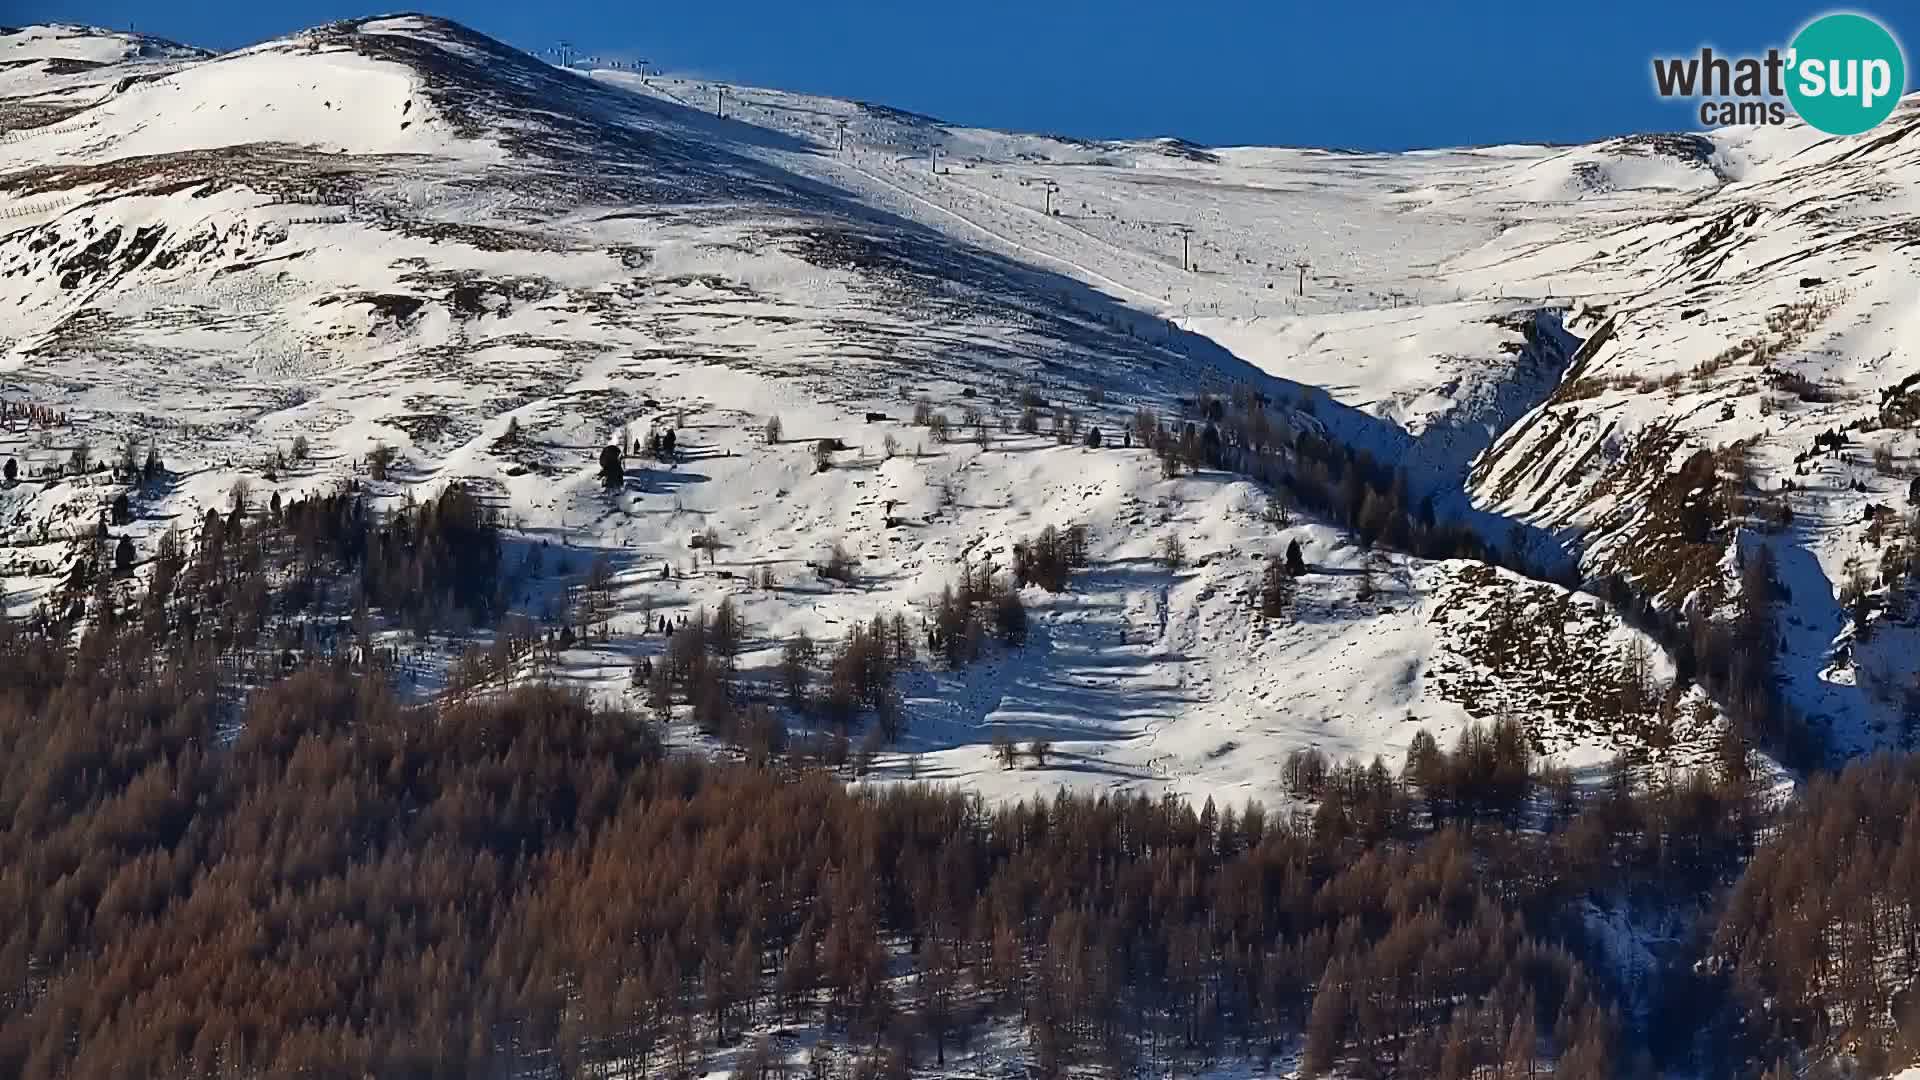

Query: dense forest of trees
[3,506,1914,1078]
[1712,755,1920,1075]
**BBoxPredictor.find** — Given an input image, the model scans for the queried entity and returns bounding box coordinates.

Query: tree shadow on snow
[897,580,1200,762]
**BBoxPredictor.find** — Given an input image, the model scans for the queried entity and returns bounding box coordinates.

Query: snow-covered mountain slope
[1458,101,1920,755]
[658,58,1920,760]
[6,14,1914,808]
[588,67,1920,766]
[0,23,205,134]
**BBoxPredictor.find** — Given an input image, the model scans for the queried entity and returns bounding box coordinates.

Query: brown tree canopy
[0,474,1910,1079]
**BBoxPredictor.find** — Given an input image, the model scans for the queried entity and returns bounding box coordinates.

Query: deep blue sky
[20,1,1919,149]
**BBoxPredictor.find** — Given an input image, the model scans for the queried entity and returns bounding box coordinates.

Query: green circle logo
[1787,13,1907,135]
